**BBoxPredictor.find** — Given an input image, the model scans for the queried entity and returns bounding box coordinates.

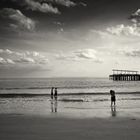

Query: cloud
[129,9,140,26]
[12,0,76,8]
[107,9,140,37]
[0,49,13,54]
[0,8,35,31]
[12,0,60,14]
[56,53,77,61]
[119,49,140,57]
[74,49,97,59]
[26,0,60,13]
[0,49,49,65]
[107,24,140,36]
[74,49,103,63]
[11,0,76,13]
[56,49,103,63]
[79,2,87,7]
[0,57,15,64]
[15,57,35,63]
[43,0,76,7]
[0,49,51,77]
[53,21,63,25]
[51,0,76,7]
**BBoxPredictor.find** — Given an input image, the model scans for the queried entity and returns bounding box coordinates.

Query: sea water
[0,78,140,118]
[0,77,140,94]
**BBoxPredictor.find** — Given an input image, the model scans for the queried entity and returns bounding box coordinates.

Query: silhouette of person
[51,87,54,99]
[110,90,116,106]
[54,88,58,99]
[111,106,117,117]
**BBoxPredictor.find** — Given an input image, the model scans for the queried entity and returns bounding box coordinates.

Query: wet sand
[0,114,140,140]
[1,93,140,140]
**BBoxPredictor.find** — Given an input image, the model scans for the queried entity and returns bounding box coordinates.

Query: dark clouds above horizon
[1,0,140,33]
[0,0,139,43]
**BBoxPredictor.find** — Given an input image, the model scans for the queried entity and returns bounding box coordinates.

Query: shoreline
[0,91,140,97]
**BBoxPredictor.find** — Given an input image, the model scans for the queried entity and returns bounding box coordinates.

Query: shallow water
[1,78,140,118]
[0,94,140,118]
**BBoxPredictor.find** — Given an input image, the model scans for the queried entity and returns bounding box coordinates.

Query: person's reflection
[111,106,117,117]
[51,99,54,112]
[51,97,58,113]
[54,97,57,112]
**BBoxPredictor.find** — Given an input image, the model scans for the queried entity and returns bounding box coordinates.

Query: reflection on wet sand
[51,97,58,113]
[111,106,117,117]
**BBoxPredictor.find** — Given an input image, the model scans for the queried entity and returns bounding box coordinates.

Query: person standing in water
[110,90,116,106]
[54,88,58,99]
[50,87,58,113]
[51,87,54,99]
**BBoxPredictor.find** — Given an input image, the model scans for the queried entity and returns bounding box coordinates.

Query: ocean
[0,77,140,118]
[0,77,140,95]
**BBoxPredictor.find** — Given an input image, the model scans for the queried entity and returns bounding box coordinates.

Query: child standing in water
[110,90,116,106]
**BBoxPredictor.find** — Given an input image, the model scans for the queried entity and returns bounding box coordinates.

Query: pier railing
[109,69,140,81]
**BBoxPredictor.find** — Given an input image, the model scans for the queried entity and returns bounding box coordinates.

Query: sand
[1,94,140,140]
[0,114,140,140]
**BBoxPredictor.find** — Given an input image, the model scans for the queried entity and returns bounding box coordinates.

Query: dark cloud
[10,0,76,14]
[129,9,140,26]
[0,8,35,31]
[21,0,60,14]
[79,2,87,7]
[46,0,76,7]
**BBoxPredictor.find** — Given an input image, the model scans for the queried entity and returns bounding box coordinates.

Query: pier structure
[109,69,140,81]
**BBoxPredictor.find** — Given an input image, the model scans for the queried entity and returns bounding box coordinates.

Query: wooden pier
[109,69,140,81]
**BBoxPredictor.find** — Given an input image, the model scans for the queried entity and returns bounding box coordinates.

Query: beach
[0,93,140,140]
[1,78,140,139]
[0,111,140,140]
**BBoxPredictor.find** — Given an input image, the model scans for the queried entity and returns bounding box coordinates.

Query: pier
[109,69,140,81]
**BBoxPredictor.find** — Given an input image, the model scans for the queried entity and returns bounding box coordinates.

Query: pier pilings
[109,69,140,81]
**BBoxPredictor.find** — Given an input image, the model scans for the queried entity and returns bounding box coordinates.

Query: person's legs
[114,101,116,106]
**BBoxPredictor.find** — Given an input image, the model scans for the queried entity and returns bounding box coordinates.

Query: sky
[1,0,140,78]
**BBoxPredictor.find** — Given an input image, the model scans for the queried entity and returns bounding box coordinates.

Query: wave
[59,98,84,102]
[0,94,49,98]
[0,91,140,97]
[0,87,51,90]
[58,98,140,102]
[0,91,140,96]
[0,86,92,90]
[0,85,126,90]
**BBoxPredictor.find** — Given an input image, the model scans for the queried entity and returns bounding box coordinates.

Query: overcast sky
[0,0,140,78]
